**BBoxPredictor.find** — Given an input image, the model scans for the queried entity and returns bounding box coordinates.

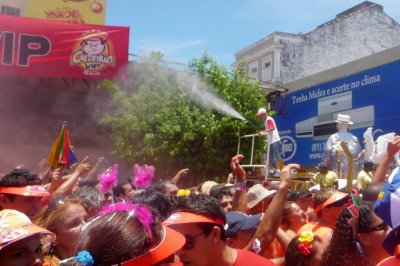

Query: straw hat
[0,209,55,251]
[246,184,276,209]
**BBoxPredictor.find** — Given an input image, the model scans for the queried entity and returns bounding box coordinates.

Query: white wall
[280,5,400,83]
[0,0,26,14]
[234,3,400,87]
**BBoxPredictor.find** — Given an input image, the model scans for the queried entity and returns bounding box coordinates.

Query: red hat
[121,225,185,266]
[0,185,49,197]
[164,211,225,226]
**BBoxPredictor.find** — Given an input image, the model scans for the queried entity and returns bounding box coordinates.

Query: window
[1,6,20,16]
[261,55,272,81]
[248,61,259,79]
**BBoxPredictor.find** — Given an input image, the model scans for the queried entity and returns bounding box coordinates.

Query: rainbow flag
[47,122,78,169]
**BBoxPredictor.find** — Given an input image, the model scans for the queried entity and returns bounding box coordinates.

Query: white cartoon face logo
[70,31,115,75]
[83,38,105,55]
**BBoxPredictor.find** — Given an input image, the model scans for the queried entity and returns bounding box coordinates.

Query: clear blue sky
[106,0,400,67]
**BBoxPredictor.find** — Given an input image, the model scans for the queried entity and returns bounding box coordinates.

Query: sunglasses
[327,197,350,208]
[182,231,204,250]
[359,222,388,233]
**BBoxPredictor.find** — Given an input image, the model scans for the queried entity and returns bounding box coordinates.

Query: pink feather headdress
[98,164,119,193]
[101,202,153,239]
[133,164,155,189]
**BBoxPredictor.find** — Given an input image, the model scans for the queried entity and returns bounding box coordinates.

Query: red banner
[0,15,129,79]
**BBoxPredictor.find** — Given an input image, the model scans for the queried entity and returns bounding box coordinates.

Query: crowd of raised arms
[1,114,400,266]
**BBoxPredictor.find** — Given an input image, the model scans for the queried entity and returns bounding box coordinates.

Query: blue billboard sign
[275,60,400,165]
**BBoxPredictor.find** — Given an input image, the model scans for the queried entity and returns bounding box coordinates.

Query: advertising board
[25,0,107,25]
[275,60,400,165]
[0,14,128,79]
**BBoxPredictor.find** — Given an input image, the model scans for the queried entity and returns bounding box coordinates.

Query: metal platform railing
[237,133,270,181]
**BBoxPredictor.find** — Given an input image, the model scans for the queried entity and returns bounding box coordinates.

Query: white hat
[200,181,218,195]
[256,108,267,117]
[335,114,353,125]
[246,184,276,209]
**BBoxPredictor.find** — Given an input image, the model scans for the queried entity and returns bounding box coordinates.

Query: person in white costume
[323,114,362,179]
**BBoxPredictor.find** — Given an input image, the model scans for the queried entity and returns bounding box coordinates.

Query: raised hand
[74,156,91,176]
[51,168,62,180]
[231,154,245,182]
[387,136,400,157]
[279,163,300,190]
[176,168,189,178]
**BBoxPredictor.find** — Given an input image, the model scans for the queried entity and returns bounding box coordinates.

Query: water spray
[245,119,259,129]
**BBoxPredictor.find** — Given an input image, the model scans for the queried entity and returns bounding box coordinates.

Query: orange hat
[121,253,151,266]
[376,244,400,266]
[163,211,225,226]
[314,191,349,214]
[0,209,55,251]
[0,185,50,197]
[121,225,185,266]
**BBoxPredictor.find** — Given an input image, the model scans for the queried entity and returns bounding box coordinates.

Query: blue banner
[275,60,400,166]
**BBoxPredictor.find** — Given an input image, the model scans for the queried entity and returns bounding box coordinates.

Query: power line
[128,53,189,67]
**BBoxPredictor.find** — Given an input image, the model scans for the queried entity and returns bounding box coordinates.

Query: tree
[101,52,267,184]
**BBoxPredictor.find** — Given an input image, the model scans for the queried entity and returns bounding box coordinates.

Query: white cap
[256,108,267,117]
[200,181,218,195]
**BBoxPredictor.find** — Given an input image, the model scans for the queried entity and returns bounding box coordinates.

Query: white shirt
[265,117,280,144]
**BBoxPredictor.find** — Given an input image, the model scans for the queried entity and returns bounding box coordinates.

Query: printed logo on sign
[281,136,297,161]
[70,30,115,76]
[27,186,46,192]
[45,8,85,23]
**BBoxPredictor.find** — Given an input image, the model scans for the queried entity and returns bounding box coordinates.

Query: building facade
[0,0,26,16]
[234,1,400,91]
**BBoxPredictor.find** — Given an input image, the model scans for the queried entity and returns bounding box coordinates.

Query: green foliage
[101,52,267,183]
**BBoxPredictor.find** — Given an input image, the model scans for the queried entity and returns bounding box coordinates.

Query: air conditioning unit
[295,91,374,139]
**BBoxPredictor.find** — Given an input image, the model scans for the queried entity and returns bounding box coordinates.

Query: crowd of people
[1,113,400,266]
